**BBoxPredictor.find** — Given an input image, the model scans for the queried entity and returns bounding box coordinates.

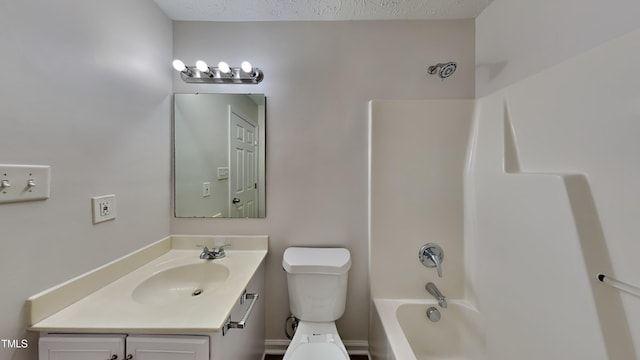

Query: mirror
[174,93,266,218]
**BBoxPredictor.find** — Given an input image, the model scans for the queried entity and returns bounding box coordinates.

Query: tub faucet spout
[425,282,447,308]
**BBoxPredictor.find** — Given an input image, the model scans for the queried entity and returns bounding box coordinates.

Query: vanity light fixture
[172,59,264,84]
[218,61,231,74]
[241,61,252,73]
[241,61,260,78]
[195,60,209,73]
[172,59,193,76]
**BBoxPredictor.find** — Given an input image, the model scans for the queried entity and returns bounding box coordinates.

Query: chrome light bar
[173,59,264,84]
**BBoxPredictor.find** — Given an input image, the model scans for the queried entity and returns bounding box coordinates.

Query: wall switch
[92,194,116,224]
[202,182,211,197]
[0,164,51,204]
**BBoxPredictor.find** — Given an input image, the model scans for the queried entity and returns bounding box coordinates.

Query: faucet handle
[198,246,212,259]
[196,245,210,252]
[419,243,444,277]
[213,244,231,252]
[213,244,231,256]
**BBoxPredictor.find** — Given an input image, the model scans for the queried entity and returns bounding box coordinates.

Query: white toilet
[282,247,351,360]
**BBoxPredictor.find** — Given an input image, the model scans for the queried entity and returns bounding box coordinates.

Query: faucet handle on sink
[198,245,211,259]
[212,244,231,256]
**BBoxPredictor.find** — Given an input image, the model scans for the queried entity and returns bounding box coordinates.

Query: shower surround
[369,27,640,359]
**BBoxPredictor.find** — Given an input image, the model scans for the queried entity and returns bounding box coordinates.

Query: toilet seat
[287,342,348,360]
[283,321,350,360]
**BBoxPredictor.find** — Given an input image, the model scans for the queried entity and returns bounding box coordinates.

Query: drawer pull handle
[223,292,259,336]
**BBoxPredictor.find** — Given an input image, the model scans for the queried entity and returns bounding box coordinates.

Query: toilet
[282,247,351,360]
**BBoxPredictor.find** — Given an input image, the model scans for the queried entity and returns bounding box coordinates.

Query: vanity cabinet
[37,262,265,360]
[127,335,209,360]
[39,334,209,360]
[210,262,265,360]
[39,334,125,360]
[29,237,268,360]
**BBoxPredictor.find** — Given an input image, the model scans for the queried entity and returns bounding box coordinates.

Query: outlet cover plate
[202,182,211,197]
[92,194,116,224]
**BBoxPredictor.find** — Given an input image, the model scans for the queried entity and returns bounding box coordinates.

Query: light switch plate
[0,164,51,204]
[92,194,116,224]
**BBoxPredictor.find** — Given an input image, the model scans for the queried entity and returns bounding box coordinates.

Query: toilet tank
[283,247,351,322]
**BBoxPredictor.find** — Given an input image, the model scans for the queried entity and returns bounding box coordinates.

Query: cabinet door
[126,335,208,360]
[39,334,125,360]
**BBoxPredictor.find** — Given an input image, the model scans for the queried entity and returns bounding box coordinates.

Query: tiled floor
[265,355,369,360]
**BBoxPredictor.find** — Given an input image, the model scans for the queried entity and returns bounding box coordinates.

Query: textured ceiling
[154,0,493,21]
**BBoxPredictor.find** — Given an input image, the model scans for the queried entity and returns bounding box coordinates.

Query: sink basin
[132,262,230,304]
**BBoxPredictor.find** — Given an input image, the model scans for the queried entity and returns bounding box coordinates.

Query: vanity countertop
[27,235,268,334]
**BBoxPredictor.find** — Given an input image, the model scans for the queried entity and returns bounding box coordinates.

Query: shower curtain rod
[597,273,640,298]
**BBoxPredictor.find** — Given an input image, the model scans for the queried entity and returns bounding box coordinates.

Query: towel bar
[597,273,640,298]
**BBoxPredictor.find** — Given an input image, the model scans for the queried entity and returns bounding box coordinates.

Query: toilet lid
[289,343,349,360]
[283,247,351,275]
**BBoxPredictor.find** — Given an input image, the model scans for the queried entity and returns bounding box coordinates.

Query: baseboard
[264,339,369,356]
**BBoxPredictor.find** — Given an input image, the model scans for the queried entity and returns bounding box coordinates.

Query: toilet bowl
[282,247,351,360]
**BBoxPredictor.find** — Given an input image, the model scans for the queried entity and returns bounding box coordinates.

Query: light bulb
[195,60,209,72]
[172,59,186,72]
[241,61,253,73]
[218,61,231,74]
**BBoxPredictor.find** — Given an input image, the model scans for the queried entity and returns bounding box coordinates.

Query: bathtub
[370,299,485,360]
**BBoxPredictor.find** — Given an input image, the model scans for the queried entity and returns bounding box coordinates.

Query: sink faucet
[199,245,230,260]
[425,282,447,308]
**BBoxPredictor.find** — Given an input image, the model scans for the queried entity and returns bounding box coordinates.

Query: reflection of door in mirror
[229,107,257,217]
[174,93,265,218]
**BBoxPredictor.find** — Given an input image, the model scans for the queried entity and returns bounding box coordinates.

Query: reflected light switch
[217,167,229,180]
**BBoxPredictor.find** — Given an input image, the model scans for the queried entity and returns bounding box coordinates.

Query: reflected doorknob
[232,197,240,204]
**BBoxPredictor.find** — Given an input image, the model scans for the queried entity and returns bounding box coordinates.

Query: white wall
[0,2,172,359]
[370,100,473,300]
[170,20,475,345]
[472,1,640,358]
[476,0,640,96]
